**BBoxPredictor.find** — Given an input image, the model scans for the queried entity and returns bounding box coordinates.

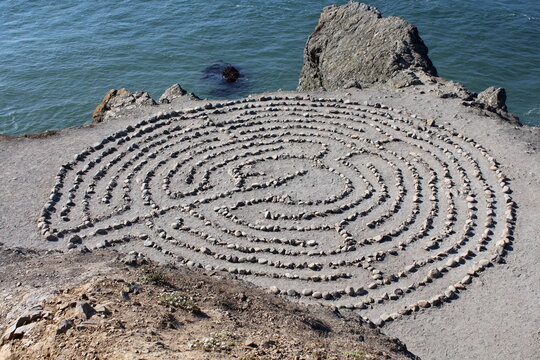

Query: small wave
[491,0,539,21]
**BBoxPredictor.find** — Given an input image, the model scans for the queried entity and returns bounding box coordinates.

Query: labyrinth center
[38,95,516,325]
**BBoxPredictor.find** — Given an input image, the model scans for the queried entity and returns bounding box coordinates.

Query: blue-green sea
[1,0,539,135]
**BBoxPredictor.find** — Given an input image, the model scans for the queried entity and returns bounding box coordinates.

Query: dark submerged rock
[202,62,248,97]
[222,65,240,83]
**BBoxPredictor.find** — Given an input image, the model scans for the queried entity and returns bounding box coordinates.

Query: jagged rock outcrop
[158,83,200,104]
[92,89,157,123]
[298,2,437,91]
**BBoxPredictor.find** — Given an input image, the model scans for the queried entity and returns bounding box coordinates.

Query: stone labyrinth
[38,95,516,326]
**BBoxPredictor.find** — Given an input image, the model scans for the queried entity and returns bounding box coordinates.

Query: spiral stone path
[36,95,517,326]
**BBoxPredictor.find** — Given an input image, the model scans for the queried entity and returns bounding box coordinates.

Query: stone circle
[37,95,516,326]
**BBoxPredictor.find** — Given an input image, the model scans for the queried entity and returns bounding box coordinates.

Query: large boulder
[477,86,507,111]
[298,2,437,91]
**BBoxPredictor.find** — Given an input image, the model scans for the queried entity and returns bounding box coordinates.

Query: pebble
[45,234,58,242]
[287,289,298,297]
[445,257,459,267]
[479,259,490,268]
[427,268,440,279]
[96,240,108,249]
[75,302,95,320]
[69,235,82,244]
[56,319,74,335]
[430,296,442,306]
[143,240,154,247]
[244,339,258,348]
[94,304,110,315]
[269,286,279,295]
[444,289,455,299]
[120,291,130,301]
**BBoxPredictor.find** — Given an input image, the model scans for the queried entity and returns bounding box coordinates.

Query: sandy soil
[0,82,538,360]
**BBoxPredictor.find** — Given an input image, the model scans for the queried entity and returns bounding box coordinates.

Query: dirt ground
[0,248,417,360]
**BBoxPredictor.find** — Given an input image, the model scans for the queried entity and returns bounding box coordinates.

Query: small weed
[140,268,169,286]
[158,293,201,313]
[345,351,365,359]
[213,331,232,339]
[190,335,235,352]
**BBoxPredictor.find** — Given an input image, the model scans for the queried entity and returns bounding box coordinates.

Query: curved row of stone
[38,95,516,327]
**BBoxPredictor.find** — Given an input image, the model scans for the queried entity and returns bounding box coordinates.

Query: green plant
[158,293,201,313]
[140,268,169,286]
[213,331,232,339]
[345,351,365,359]
[190,335,235,352]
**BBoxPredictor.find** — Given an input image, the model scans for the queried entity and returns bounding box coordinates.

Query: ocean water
[1,0,538,135]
